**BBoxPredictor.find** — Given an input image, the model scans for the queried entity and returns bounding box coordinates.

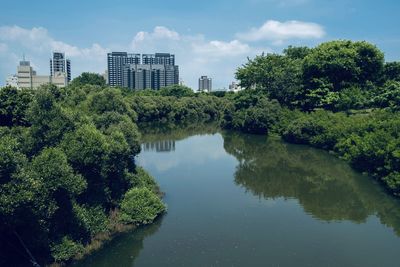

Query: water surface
[74,125,400,267]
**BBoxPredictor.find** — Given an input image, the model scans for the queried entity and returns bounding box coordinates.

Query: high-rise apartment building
[123,63,179,90]
[108,52,179,89]
[107,52,141,86]
[142,53,175,65]
[198,76,212,92]
[50,52,71,83]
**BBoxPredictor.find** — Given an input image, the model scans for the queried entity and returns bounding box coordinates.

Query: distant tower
[50,52,71,83]
[198,76,212,92]
[17,58,34,89]
[107,52,140,87]
[108,52,179,89]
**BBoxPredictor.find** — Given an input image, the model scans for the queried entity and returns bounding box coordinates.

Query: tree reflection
[73,215,164,267]
[222,131,400,235]
[139,121,220,144]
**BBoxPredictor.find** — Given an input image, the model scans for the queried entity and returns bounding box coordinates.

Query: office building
[17,59,36,89]
[198,76,212,92]
[50,52,71,83]
[108,52,179,89]
[17,58,67,89]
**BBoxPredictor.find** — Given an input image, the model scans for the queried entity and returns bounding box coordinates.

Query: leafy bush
[222,91,282,134]
[51,237,84,262]
[120,187,165,225]
[73,204,108,237]
[127,167,158,192]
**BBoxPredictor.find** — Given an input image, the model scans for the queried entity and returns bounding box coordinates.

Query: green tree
[27,86,74,154]
[236,53,302,107]
[158,85,194,97]
[70,72,106,87]
[303,40,384,91]
[87,88,137,121]
[120,187,165,225]
[383,62,400,82]
[0,86,33,126]
[373,81,400,110]
[283,45,312,60]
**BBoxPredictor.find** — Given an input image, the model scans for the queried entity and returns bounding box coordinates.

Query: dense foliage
[120,187,165,224]
[70,72,107,87]
[130,93,227,123]
[231,40,400,196]
[236,40,394,111]
[1,39,400,265]
[280,110,400,195]
[221,90,282,134]
[0,84,165,266]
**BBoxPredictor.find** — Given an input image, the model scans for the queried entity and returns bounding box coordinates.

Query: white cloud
[0,25,109,82]
[192,40,251,57]
[237,20,325,43]
[0,25,108,59]
[0,43,7,53]
[132,26,180,49]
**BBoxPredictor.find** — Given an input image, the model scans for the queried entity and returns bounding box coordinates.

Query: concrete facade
[17,60,67,89]
[108,52,179,90]
[198,76,212,92]
[50,52,71,83]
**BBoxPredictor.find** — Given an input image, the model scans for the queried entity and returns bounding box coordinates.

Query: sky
[0,0,399,89]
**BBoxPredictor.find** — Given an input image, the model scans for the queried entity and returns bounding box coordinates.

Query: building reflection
[142,140,176,152]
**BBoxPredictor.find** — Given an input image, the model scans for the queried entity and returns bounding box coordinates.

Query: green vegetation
[1,39,400,265]
[114,40,400,198]
[0,79,165,266]
[131,92,226,123]
[226,40,400,197]
[69,72,107,87]
[120,187,165,225]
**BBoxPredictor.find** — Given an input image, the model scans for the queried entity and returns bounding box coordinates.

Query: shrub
[51,237,84,262]
[120,187,165,225]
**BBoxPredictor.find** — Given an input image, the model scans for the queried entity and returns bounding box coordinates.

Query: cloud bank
[0,20,325,88]
[237,20,325,44]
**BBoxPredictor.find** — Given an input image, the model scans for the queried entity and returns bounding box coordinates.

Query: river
[73,124,400,267]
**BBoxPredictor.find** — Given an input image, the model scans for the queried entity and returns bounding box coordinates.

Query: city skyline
[0,0,399,89]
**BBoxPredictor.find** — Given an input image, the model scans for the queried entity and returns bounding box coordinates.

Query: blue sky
[0,0,399,89]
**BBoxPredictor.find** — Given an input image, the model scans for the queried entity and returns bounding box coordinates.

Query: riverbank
[50,168,165,267]
[72,126,400,266]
